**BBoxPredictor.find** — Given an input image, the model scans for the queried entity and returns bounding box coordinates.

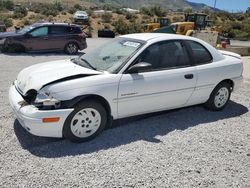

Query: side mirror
[127,62,152,74]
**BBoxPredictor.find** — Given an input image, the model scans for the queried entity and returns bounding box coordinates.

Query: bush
[101,13,112,23]
[13,6,28,18]
[113,18,128,34]
[68,7,76,14]
[140,6,166,17]
[4,17,13,27]
[30,2,59,16]
[113,18,143,35]
[140,7,154,16]
[52,0,63,11]
[0,0,14,11]
[74,4,82,10]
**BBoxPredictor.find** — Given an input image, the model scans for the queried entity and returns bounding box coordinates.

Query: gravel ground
[0,39,250,187]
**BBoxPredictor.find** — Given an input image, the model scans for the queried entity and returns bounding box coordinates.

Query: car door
[47,25,70,50]
[117,40,197,118]
[24,26,49,51]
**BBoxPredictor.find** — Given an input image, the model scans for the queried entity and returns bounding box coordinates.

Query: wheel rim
[67,43,77,54]
[214,87,229,108]
[70,108,101,138]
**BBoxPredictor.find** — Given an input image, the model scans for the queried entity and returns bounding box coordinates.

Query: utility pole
[214,0,217,9]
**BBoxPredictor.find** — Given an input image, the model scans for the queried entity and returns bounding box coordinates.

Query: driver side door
[117,40,197,118]
[24,26,50,51]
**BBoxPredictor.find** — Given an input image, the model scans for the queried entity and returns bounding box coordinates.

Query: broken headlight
[34,91,60,107]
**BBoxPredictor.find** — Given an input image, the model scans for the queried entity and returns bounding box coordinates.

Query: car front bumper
[9,85,74,138]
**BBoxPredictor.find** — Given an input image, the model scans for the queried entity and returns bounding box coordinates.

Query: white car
[9,33,243,142]
[73,11,89,23]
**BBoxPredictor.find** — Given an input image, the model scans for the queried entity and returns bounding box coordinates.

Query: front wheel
[64,42,79,55]
[63,100,107,142]
[205,82,231,111]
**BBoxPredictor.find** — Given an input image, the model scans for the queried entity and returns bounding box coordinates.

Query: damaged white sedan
[9,33,243,142]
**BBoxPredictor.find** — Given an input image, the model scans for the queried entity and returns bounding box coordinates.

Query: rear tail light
[78,32,86,38]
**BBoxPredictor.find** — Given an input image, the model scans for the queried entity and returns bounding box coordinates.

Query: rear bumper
[9,85,74,138]
[78,41,87,50]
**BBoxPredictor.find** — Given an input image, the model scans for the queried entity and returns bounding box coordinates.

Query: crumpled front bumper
[9,85,74,138]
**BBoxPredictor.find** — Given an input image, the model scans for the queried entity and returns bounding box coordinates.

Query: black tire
[63,100,107,143]
[205,82,232,111]
[64,42,79,55]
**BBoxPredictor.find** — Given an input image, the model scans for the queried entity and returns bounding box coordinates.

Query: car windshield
[17,25,35,34]
[74,38,144,73]
[76,11,87,15]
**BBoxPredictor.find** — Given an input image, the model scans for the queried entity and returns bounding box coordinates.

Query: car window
[187,41,212,65]
[138,41,191,71]
[50,26,68,35]
[30,27,48,37]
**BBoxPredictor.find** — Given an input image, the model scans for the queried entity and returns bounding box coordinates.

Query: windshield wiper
[80,58,96,70]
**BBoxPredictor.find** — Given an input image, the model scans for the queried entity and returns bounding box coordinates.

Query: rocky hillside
[88,0,216,11]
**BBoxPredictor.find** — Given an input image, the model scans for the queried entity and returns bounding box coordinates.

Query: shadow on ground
[14,101,248,158]
[1,51,84,57]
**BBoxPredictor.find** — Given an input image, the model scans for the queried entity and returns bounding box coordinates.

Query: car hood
[0,31,22,39]
[15,59,101,95]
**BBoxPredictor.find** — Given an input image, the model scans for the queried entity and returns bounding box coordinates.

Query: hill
[13,0,217,11]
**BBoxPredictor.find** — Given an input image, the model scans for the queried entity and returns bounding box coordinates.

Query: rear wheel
[63,100,107,142]
[64,42,79,55]
[205,82,231,111]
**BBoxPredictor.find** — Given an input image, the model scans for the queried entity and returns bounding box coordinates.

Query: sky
[188,0,250,12]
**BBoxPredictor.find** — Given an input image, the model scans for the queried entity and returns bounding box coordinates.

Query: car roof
[120,33,225,62]
[32,22,79,28]
[121,33,195,42]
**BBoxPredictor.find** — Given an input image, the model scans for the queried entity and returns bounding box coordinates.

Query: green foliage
[140,6,166,17]
[216,13,250,40]
[184,8,193,14]
[52,0,63,11]
[0,14,13,27]
[101,13,112,23]
[113,17,143,35]
[140,7,154,16]
[0,0,14,11]
[13,6,28,19]
[74,4,82,10]
[32,3,59,16]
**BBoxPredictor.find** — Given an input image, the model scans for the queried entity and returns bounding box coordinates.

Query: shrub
[0,0,14,11]
[4,18,13,27]
[113,18,129,34]
[140,7,154,16]
[74,4,82,10]
[30,2,59,16]
[13,6,28,18]
[68,7,76,14]
[140,6,166,17]
[101,13,112,23]
[113,18,143,34]
[52,0,63,11]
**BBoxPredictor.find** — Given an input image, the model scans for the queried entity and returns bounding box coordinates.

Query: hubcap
[67,43,77,54]
[214,87,229,108]
[70,108,101,138]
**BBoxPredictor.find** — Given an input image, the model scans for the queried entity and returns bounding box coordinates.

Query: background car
[0,22,87,54]
[9,33,243,142]
[73,11,89,24]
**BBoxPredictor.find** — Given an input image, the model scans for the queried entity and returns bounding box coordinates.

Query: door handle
[43,37,49,40]
[184,74,194,79]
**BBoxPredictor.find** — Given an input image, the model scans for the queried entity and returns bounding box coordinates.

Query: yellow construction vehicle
[144,18,170,32]
[153,13,219,46]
